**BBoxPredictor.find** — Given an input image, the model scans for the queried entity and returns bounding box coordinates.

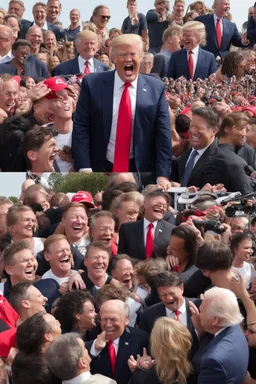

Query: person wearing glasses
[92,5,111,45]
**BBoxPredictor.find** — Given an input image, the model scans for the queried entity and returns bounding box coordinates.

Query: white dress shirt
[0,50,14,64]
[78,56,95,74]
[106,71,138,163]
[185,141,213,168]
[143,218,158,248]
[186,45,199,78]
[165,299,187,327]
[62,371,91,384]
[90,337,120,357]
[213,13,223,35]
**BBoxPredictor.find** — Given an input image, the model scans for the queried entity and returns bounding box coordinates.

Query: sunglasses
[100,15,111,20]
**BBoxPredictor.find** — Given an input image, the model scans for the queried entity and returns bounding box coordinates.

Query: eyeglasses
[245,322,256,334]
[100,15,111,20]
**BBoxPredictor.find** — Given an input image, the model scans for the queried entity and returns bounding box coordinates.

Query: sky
[0,174,26,197]
[21,0,250,32]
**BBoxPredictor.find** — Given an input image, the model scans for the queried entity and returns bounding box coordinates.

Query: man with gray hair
[191,286,249,383]
[167,21,217,80]
[47,333,117,383]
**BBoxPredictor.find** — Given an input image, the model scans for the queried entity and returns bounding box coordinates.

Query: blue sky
[0,173,26,197]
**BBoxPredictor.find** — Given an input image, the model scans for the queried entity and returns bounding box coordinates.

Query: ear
[212,317,220,326]
[26,150,37,162]
[75,313,80,321]
[180,283,184,295]
[44,332,53,342]
[21,299,30,309]
[78,356,87,370]
[125,317,129,327]
[44,252,50,262]
[5,265,14,276]
[201,269,210,278]
[213,126,219,135]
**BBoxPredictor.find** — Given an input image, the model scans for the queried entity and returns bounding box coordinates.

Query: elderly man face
[90,216,115,246]
[84,246,109,281]
[75,33,98,60]
[230,217,249,234]
[0,25,13,56]
[33,5,47,27]
[45,239,72,277]
[199,298,215,333]
[93,7,110,30]
[8,1,25,19]
[0,79,19,116]
[157,283,184,312]
[100,300,129,341]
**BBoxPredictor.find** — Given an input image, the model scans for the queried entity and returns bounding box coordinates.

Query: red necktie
[84,61,90,75]
[216,19,222,49]
[108,340,116,377]
[188,51,194,80]
[175,310,180,320]
[113,82,132,172]
[145,223,154,258]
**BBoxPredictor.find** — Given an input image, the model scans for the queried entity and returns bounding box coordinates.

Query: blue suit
[53,56,109,76]
[196,14,244,59]
[0,55,48,78]
[198,325,249,384]
[72,71,172,176]
[166,47,216,80]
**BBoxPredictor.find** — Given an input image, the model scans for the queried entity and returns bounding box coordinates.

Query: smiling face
[62,206,88,242]
[0,79,19,116]
[6,248,38,283]
[44,32,56,51]
[93,7,110,29]
[10,210,37,239]
[84,246,109,281]
[234,239,253,262]
[245,322,256,347]
[70,9,80,24]
[189,114,217,150]
[91,216,115,246]
[174,1,184,17]
[157,284,184,312]
[144,196,168,222]
[182,30,200,51]
[43,313,62,339]
[47,0,60,21]
[111,258,134,289]
[112,42,143,83]
[28,135,58,172]
[225,123,247,147]
[6,17,20,39]
[52,92,73,121]
[26,285,48,313]
[13,45,30,66]
[100,300,129,341]
[114,201,140,227]
[33,5,47,27]
[75,35,97,60]
[45,239,72,277]
[214,0,230,17]
[8,1,24,19]
[76,300,97,331]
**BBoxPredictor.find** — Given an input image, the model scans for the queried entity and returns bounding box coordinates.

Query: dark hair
[219,112,250,137]
[230,232,254,255]
[192,107,220,130]
[12,39,31,51]
[251,216,256,227]
[171,226,199,263]
[109,253,133,273]
[155,271,183,289]
[175,114,191,134]
[144,189,170,206]
[54,291,94,332]
[23,125,58,169]
[221,51,245,78]
[195,241,233,271]
[16,311,51,353]
[12,352,58,384]
[9,281,32,313]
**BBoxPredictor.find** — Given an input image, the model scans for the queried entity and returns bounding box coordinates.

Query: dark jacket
[0,55,48,78]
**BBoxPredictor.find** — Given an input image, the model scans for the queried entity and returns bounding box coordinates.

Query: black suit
[171,139,218,187]
[118,219,175,260]
[237,142,256,170]
[139,298,201,358]
[20,21,64,40]
[86,327,149,384]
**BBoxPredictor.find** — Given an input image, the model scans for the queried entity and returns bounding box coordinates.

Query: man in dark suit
[19,2,63,41]
[118,189,175,260]
[72,34,172,189]
[86,300,149,384]
[54,30,109,76]
[139,271,201,358]
[167,21,217,80]
[196,0,249,59]
[197,286,249,383]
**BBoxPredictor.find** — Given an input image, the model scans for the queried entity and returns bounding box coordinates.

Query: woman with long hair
[128,317,192,384]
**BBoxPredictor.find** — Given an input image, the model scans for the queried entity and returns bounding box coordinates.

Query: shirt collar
[78,55,94,65]
[188,45,199,55]
[114,70,138,90]
[213,13,223,22]
[166,298,186,317]
[62,371,91,384]
[192,140,212,157]
[33,20,48,30]
[143,218,158,231]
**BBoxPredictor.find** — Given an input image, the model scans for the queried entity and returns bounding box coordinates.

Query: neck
[214,11,224,18]
[80,54,93,61]
[88,273,106,287]
[210,269,234,289]
[31,164,51,173]
[232,257,243,268]
[71,22,79,29]
[51,268,71,278]
[0,47,11,57]
[66,232,84,245]
[218,137,235,146]
[30,47,40,55]
[46,16,56,24]
[36,20,44,28]
[53,119,73,134]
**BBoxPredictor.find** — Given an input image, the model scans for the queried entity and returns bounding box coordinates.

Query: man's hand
[166,255,179,271]
[68,272,86,291]
[28,82,51,101]
[157,177,171,191]
[137,348,153,370]
[242,32,250,45]
[128,355,138,372]
[189,301,205,337]
[95,331,108,351]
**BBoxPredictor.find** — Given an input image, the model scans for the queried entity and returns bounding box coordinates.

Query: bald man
[72,33,172,190]
[53,29,109,76]
[0,25,14,64]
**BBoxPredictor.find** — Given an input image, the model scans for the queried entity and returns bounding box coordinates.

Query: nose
[43,296,48,303]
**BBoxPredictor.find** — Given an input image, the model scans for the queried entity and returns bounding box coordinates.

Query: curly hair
[221,51,245,78]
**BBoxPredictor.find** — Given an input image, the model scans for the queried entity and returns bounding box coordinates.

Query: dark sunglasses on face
[100,15,111,20]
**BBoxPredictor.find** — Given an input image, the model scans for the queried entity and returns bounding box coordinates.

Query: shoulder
[196,14,212,22]
[139,73,165,91]
[199,47,215,58]
[142,302,165,315]
[126,326,149,341]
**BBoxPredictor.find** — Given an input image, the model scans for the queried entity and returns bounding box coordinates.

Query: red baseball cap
[44,77,69,99]
[71,191,95,208]
[12,75,22,86]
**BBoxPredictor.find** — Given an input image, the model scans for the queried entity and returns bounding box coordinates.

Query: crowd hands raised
[0,172,256,383]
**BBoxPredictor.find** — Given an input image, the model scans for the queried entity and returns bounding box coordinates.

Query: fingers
[188,301,200,315]
[142,347,148,356]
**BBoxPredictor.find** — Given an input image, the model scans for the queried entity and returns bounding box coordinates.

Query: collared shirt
[213,13,223,35]
[90,337,120,357]
[62,371,91,384]
[32,20,48,31]
[0,51,14,64]
[78,56,95,74]
[165,299,187,327]
[186,45,199,78]
[214,327,227,337]
[143,218,158,247]
[185,141,213,168]
[106,71,138,163]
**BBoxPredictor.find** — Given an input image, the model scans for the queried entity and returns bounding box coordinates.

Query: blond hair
[151,317,192,384]
[44,234,68,253]
[183,20,206,46]
[111,34,143,55]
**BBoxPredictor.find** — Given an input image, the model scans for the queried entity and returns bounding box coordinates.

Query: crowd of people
[1,0,256,383]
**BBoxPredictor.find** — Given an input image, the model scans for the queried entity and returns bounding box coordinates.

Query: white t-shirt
[42,269,76,284]
[33,237,45,256]
[55,131,72,172]
[233,261,255,289]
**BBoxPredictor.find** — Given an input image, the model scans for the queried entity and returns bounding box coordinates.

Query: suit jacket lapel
[154,221,166,258]
[115,328,131,380]
[210,14,218,49]
[182,49,190,79]
[137,220,146,258]
[185,298,194,334]
[188,140,217,182]
[102,71,115,149]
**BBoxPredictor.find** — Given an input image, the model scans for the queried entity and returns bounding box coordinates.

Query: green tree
[8,196,19,203]
[53,173,109,196]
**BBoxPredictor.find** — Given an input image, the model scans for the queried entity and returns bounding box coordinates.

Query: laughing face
[6,248,38,283]
[27,285,48,313]
[100,300,129,341]
[144,196,168,222]
[45,239,72,277]
[29,135,58,172]
[10,210,37,239]
[189,114,218,150]
[0,79,19,116]
[111,258,134,290]
[33,5,47,27]
[234,239,253,262]
[112,42,143,83]
[84,246,109,281]
[91,216,115,247]
[62,207,88,242]
[157,284,184,312]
